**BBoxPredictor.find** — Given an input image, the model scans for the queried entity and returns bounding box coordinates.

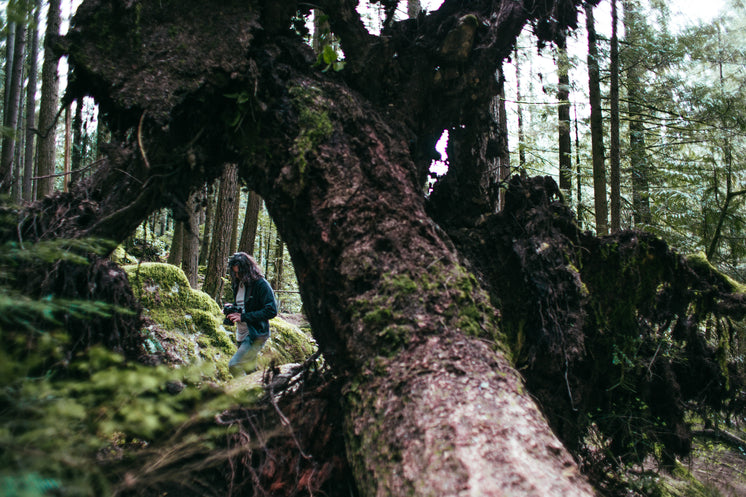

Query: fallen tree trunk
[11,0,744,490]
[47,0,601,494]
[16,0,743,491]
[236,70,594,494]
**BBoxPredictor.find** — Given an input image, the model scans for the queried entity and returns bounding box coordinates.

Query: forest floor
[689,436,746,496]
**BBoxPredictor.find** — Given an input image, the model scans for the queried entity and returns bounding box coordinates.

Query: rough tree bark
[270,231,284,292]
[36,0,62,198]
[557,29,572,199]
[182,190,201,287]
[198,182,217,266]
[167,218,184,266]
[229,188,241,255]
[585,2,608,235]
[609,0,621,233]
[23,0,41,201]
[238,191,262,255]
[51,0,603,494]
[202,163,239,301]
[0,20,27,194]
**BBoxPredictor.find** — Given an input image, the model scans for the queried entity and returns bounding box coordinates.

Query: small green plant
[315,44,346,72]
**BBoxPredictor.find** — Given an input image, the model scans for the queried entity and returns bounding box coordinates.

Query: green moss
[363,308,393,326]
[687,252,746,293]
[111,245,138,264]
[387,274,418,295]
[376,325,411,356]
[288,84,334,181]
[124,263,233,377]
[256,317,317,369]
[349,263,504,359]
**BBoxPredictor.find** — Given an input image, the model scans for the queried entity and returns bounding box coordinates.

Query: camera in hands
[222,303,242,326]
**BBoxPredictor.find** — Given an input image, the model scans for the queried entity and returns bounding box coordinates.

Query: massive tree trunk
[248,76,591,495]
[47,0,604,494]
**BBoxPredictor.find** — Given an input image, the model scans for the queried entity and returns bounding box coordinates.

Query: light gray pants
[228,335,268,376]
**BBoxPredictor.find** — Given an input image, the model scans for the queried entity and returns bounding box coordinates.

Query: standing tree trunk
[623,0,650,227]
[574,103,584,226]
[167,218,184,266]
[482,65,508,212]
[198,181,217,266]
[23,0,41,202]
[586,3,608,235]
[1,21,28,194]
[496,68,510,211]
[514,46,526,170]
[609,0,621,233]
[36,0,62,199]
[70,100,84,186]
[229,188,241,255]
[407,0,420,18]
[12,88,26,203]
[202,163,239,300]
[3,20,16,116]
[271,232,284,291]
[63,106,72,192]
[238,191,262,255]
[557,29,572,199]
[182,190,201,287]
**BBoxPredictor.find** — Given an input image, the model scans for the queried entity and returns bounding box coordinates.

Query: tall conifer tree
[585,2,608,235]
[36,0,62,198]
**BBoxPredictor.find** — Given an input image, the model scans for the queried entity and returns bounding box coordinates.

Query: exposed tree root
[440,175,746,486]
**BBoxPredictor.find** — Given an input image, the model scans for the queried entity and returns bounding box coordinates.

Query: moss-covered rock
[111,245,138,264]
[258,317,317,370]
[124,262,317,380]
[124,262,234,377]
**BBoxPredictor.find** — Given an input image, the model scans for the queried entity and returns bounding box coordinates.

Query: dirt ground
[690,438,746,496]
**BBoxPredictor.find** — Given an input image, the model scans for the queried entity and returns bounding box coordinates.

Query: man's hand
[227,312,242,323]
